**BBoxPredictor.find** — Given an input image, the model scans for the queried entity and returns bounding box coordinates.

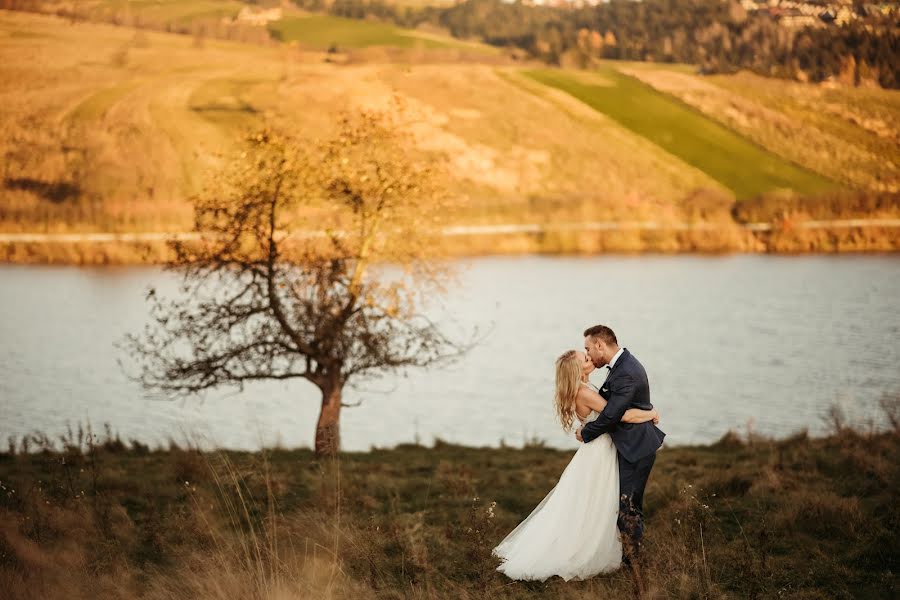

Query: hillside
[0,11,725,233]
[2,10,899,262]
[619,63,900,194]
[523,66,834,199]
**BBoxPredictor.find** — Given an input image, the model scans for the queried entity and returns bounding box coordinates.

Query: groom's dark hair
[583,325,617,346]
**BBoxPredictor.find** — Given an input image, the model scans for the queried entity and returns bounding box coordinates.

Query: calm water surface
[1,255,898,451]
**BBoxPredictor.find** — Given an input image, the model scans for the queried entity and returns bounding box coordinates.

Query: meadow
[1,10,899,262]
[0,11,725,234]
[1,408,897,599]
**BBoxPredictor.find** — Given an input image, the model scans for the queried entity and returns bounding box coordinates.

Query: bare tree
[123,108,464,456]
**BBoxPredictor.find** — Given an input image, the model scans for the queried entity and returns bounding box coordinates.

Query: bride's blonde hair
[555,350,582,432]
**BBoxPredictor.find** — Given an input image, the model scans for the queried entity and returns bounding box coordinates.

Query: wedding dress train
[493,409,622,581]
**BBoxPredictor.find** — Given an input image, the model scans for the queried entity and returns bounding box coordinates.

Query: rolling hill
[1,9,898,260]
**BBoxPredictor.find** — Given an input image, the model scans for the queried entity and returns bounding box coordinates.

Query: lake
[1,255,899,452]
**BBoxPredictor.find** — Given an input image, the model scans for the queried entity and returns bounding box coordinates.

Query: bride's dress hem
[493,550,622,583]
[490,414,622,583]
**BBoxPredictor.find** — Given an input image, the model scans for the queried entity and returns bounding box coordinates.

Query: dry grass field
[1,10,899,261]
[74,0,247,24]
[0,11,726,233]
[1,10,285,233]
[1,413,897,599]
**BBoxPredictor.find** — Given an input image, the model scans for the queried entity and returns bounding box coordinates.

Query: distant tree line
[298,0,900,89]
[3,0,896,88]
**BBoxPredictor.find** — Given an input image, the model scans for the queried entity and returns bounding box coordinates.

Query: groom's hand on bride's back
[575,427,584,443]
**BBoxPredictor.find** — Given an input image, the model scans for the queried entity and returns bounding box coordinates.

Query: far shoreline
[2,222,900,264]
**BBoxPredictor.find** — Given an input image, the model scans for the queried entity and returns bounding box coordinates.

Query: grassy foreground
[1,418,897,599]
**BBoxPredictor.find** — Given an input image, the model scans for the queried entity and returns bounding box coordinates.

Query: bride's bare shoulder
[574,387,593,420]
[577,385,606,414]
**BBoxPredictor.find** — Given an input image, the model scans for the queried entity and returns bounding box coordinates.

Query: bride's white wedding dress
[493,403,622,581]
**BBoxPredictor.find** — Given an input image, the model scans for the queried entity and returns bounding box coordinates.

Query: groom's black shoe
[621,552,642,569]
[621,539,643,569]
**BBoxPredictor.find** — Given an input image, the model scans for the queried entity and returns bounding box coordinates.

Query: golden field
[0,11,721,231]
[1,10,899,262]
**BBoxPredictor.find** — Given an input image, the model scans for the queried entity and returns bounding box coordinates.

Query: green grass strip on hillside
[524,66,835,199]
[269,15,458,50]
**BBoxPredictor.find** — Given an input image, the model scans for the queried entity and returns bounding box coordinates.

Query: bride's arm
[622,408,659,424]
[576,387,607,413]
[578,388,658,424]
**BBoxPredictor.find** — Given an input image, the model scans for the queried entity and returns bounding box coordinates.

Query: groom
[576,325,665,566]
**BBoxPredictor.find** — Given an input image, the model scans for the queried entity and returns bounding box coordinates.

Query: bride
[493,349,660,582]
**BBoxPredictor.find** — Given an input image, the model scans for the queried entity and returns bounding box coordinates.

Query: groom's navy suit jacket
[581,348,665,463]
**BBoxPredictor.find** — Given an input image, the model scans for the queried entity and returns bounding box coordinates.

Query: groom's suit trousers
[617,450,657,557]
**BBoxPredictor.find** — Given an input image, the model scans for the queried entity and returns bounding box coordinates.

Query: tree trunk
[315,383,342,457]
